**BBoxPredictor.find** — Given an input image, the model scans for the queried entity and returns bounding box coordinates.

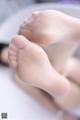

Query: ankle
[43,70,70,97]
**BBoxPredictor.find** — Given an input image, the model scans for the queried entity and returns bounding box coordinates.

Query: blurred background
[0,0,80,24]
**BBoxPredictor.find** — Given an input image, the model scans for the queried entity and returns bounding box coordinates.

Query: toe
[9,43,18,52]
[8,49,17,56]
[8,36,20,69]
[8,50,17,68]
[11,35,28,49]
[8,35,30,69]
[9,59,17,69]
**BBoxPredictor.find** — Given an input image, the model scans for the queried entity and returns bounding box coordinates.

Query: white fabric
[0,0,35,23]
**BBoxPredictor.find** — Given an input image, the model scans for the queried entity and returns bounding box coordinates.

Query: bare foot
[19,10,80,45]
[19,10,79,72]
[8,35,70,96]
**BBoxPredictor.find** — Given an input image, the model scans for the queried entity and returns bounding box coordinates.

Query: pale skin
[0,44,78,119]
[14,70,79,120]
[8,35,70,96]
[19,10,80,72]
[0,47,8,64]
[18,10,80,106]
[8,10,80,119]
[7,39,79,119]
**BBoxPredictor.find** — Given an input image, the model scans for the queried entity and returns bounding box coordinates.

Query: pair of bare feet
[7,10,80,119]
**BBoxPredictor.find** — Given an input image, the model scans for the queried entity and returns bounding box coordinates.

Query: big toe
[8,35,28,69]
